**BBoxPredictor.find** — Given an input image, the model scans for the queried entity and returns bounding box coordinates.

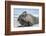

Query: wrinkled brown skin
[18,11,39,27]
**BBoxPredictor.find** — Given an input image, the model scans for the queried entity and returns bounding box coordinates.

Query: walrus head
[18,11,27,21]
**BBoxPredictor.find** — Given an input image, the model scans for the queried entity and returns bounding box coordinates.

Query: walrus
[18,11,39,27]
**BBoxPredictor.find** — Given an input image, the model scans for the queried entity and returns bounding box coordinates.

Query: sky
[14,8,39,17]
